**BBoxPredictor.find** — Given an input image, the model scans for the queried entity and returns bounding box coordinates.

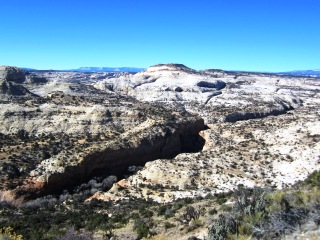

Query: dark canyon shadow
[21,120,207,202]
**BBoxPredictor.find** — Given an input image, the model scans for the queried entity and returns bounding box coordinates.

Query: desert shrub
[57,227,94,240]
[133,219,150,239]
[164,208,174,219]
[209,208,217,215]
[214,192,230,205]
[300,170,320,188]
[308,187,320,203]
[208,187,270,239]
[157,205,167,216]
[210,185,320,239]
[163,221,175,230]
[157,204,175,218]
[187,219,203,232]
[85,214,108,231]
[266,190,286,213]
[204,193,215,200]
[237,223,252,236]
[0,227,23,240]
[139,208,153,218]
[111,213,129,226]
[172,201,184,211]
[208,215,238,240]
[182,206,201,222]
[17,130,29,140]
[24,196,58,209]
[269,207,309,234]
[233,187,267,225]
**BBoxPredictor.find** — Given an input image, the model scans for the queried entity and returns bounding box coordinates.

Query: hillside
[0,64,319,239]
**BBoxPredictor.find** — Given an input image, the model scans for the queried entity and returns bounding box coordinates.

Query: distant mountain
[21,68,37,71]
[278,70,320,77]
[20,66,320,77]
[73,67,146,73]
[22,67,146,73]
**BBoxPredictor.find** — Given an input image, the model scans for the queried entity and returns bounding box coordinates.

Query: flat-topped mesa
[146,63,196,73]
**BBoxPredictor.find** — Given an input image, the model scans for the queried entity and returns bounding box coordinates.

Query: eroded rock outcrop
[1,64,319,206]
[222,105,294,122]
[91,112,320,203]
[0,70,206,202]
[93,63,226,104]
[0,66,27,83]
[93,64,305,124]
[0,66,39,97]
[23,118,205,198]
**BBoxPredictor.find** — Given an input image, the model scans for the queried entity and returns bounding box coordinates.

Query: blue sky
[0,0,319,71]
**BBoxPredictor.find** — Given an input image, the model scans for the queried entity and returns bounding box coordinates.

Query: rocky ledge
[22,117,205,198]
[1,64,319,207]
[0,67,206,203]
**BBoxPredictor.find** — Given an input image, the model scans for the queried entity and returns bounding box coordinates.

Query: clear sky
[0,0,319,71]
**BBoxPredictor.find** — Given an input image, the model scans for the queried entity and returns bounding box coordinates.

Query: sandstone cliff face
[0,66,206,201]
[91,112,320,203]
[25,118,205,197]
[222,105,294,122]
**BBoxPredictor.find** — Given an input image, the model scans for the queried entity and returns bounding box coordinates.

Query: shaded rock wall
[28,119,206,197]
[0,66,27,83]
[223,106,294,122]
[0,81,36,96]
[0,66,41,97]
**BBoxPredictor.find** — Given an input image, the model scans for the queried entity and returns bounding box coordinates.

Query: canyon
[0,64,319,239]
[1,64,319,203]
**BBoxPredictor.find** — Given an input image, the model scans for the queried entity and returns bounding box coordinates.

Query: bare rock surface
[95,111,319,203]
[93,64,307,124]
[93,64,226,104]
[0,66,38,97]
[87,64,320,203]
[0,66,205,202]
[0,66,27,83]
[0,64,319,206]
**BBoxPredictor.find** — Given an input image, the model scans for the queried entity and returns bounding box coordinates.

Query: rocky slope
[0,66,205,203]
[93,64,226,105]
[92,111,319,203]
[93,64,304,124]
[1,64,320,240]
[0,64,319,207]
[87,64,320,203]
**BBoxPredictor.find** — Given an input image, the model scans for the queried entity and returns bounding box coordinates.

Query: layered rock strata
[0,66,206,202]
[1,64,319,205]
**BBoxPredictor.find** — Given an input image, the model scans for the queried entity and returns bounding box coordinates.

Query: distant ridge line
[22,67,146,73]
[20,65,320,77]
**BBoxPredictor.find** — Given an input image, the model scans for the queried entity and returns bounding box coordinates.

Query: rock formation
[0,64,319,206]
[0,66,206,202]
[0,66,37,97]
[93,64,302,124]
[88,64,320,202]
[0,66,27,83]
